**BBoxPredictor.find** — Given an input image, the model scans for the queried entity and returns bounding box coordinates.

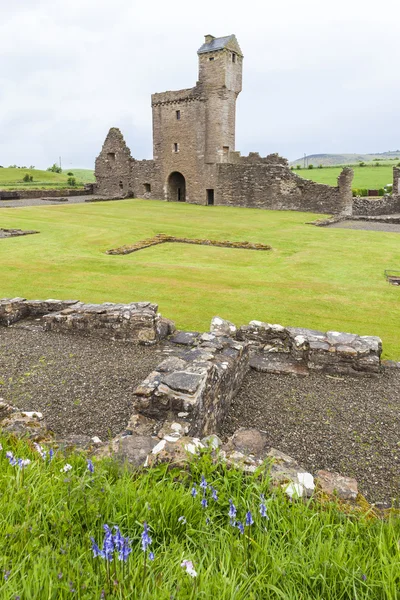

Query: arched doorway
[167,172,186,202]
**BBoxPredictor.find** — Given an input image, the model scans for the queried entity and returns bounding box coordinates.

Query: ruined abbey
[95,34,353,214]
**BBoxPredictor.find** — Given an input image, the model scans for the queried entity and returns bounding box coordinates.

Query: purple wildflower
[206,517,210,525]
[191,484,197,498]
[118,536,132,562]
[87,459,94,474]
[361,574,367,582]
[6,452,17,466]
[201,497,208,509]
[102,525,114,561]
[113,527,123,552]
[149,552,155,561]
[141,522,152,552]
[228,499,237,519]
[49,448,54,461]
[17,458,31,469]
[260,496,268,518]
[245,511,254,526]
[200,475,207,490]
[90,537,105,559]
[210,486,218,501]
[237,521,244,535]
[4,570,10,581]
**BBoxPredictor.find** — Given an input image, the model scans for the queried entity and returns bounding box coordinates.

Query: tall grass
[0,435,398,599]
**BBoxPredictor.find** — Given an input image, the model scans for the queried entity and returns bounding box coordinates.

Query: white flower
[0,443,3,451]
[181,560,197,577]
[60,464,72,473]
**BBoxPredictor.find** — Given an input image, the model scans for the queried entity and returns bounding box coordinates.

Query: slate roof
[197,35,242,56]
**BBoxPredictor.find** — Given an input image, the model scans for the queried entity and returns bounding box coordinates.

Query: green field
[0,167,94,189]
[1,199,400,358]
[297,165,394,189]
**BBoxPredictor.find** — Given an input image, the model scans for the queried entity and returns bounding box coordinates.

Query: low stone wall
[0,298,174,345]
[106,234,272,255]
[352,195,400,216]
[0,189,88,200]
[0,228,39,238]
[237,321,381,375]
[133,333,249,436]
[0,298,79,326]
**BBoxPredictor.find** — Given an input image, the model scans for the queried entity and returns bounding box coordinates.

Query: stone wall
[352,195,400,216]
[94,128,133,198]
[237,320,381,375]
[0,298,174,345]
[0,189,88,200]
[133,333,249,436]
[216,164,353,214]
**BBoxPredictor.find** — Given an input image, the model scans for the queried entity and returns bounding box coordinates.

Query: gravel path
[0,327,163,439]
[0,195,103,208]
[222,370,400,505]
[328,220,400,233]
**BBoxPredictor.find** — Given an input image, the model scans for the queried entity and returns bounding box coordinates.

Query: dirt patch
[222,369,400,505]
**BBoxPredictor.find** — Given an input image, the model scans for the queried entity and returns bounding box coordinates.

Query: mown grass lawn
[1,199,400,358]
[297,165,394,189]
[0,435,398,600]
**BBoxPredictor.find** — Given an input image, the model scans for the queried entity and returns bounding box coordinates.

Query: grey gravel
[222,370,400,504]
[0,327,163,439]
[328,220,400,233]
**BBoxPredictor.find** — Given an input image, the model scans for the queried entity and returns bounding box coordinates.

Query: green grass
[0,167,94,189]
[0,435,398,599]
[296,165,394,189]
[1,199,400,358]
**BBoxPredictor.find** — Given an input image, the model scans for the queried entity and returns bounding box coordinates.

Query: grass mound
[0,435,399,599]
[0,168,94,189]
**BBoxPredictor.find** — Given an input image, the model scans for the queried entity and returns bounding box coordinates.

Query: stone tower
[151,34,243,203]
[197,35,243,164]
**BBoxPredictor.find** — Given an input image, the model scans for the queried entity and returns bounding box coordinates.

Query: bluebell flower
[118,536,132,562]
[260,501,268,518]
[237,521,244,535]
[201,497,208,509]
[113,527,123,552]
[210,486,218,501]
[49,448,54,461]
[6,452,17,466]
[191,484,197,498]
[245,511,254,526]
[206,517,210,525]
[178,516,187,524]
[149,552,155,561]
[4,570,10,581]
[228,499,237,519]
[102,525,114,561]
[200,475,207,490]
[17,458,31,469]
[87,459,94,474]
[90,537,105,559]
[141,522,152,552]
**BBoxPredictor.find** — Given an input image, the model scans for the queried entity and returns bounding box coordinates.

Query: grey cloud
[1,0,400,168]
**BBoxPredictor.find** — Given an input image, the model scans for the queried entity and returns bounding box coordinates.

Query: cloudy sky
[1,0,399,169]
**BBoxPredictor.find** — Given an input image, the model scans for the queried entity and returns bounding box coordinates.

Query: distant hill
[290,152,400,167]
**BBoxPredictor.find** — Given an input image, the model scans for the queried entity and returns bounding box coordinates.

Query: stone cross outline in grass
[106,234,272,255]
